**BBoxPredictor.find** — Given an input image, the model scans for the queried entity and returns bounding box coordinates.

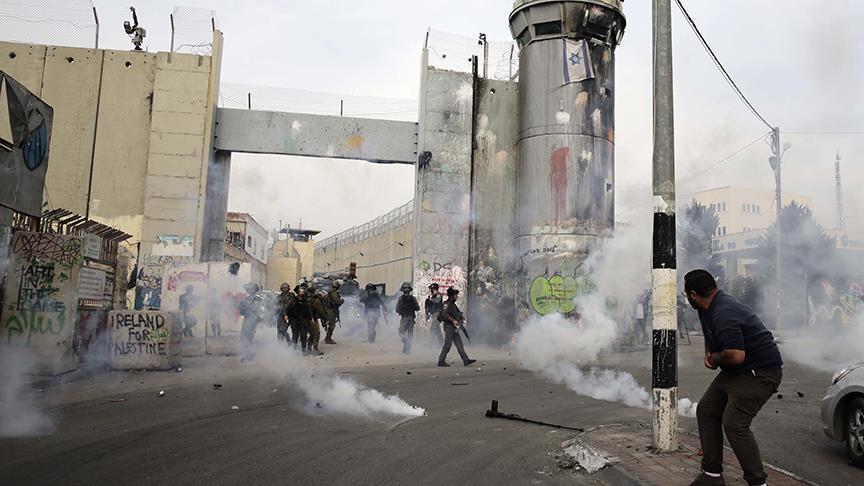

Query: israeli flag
[562,38,594,85]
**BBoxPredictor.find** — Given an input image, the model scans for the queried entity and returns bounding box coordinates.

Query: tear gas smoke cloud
[781,315,864,373]
[515,222,699,418]
[255,340,425,420]
[0,347,54,438]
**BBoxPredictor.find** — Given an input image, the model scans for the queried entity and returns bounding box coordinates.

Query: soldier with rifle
[395,282,420,354]
[324,280,344,344]
[437,287,476,367]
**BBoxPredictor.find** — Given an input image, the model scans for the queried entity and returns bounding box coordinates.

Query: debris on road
[796,391,805,398]
[231,405,240,411]
[109,398,128,403]
[176,367,182,372]
[777,394,783,399]
[157,390,165,397]
[485,400,583,432]
[451,382,470,386]
[406,371,412,375]
[213,384,222,390]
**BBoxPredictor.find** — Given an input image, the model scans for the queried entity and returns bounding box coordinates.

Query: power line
[674,0,773,130]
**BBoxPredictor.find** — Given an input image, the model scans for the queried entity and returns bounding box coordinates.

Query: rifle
[454,316,471,343]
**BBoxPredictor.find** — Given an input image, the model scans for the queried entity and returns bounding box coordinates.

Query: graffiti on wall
[1,232,82,372]
[807,275,864,327]
[416,260,466,294]
[152,234,194,257]
[529,274,594,316]
[135,255,195,310]
[109,311,178,370]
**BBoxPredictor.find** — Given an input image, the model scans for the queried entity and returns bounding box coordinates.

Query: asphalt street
[1,328,861,486]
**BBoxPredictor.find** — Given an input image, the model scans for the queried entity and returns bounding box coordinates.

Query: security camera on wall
[123,6,147,51]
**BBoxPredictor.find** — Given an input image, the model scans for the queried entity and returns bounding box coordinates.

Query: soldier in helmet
[359,283,386,343]
[425,283,444,344]
[437,287,476,367]
[287,282,315,354]
[395,282,421,354]
[324,280,344,344]
[276,282,293,344]
[239,283,264,362]
[308,288,327,355]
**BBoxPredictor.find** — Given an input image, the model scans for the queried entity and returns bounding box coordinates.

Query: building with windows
[225,212,269,286]
[684,186,811,238]
[265,228,320,291]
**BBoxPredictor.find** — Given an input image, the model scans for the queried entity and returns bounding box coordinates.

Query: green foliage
[678,200,725,286]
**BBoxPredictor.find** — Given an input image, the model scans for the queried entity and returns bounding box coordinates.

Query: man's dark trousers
[438,323,470,364]
[697,368,782,485]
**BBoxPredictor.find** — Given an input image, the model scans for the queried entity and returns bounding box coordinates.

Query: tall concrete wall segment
[413,56,475,316]
[509,1,625,319]
[468,77,519,344]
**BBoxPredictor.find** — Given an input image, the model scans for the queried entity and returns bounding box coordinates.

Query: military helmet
[400,282,413,292]
[243,282,260,294]
[331,280,342,288]
[446,287,459,297]
[365,283,376,290]
[280,282,290,291]
[429,283,440,290]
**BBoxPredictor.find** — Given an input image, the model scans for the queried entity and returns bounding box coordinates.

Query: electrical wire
[674,0,774,130]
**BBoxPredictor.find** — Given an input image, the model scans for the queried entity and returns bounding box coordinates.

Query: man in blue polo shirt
[684,269,783,486]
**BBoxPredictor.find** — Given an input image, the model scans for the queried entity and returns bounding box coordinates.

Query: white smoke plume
[0,347,54,437]
[781,315,864,373]
[255,341,425,420]
[515,223,699,418]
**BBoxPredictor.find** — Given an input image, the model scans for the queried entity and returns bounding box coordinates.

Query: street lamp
[769,129,790,329]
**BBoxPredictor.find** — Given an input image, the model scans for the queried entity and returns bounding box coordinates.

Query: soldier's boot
[325,327,336,344]
[312,345,324,356]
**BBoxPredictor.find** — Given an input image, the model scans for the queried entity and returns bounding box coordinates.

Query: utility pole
[768,128,789,329]
[835,151,846,230]
[651,0,678,452]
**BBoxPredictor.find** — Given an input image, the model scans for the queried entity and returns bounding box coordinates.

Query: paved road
[0,332,861,486]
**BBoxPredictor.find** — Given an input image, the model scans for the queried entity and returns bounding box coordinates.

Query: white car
[822,362,864,468]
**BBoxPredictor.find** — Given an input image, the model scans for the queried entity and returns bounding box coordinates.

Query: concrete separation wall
[468,77,519,344]
[109,310,181,370]
[0,232,84,374]
[413,59,474,322]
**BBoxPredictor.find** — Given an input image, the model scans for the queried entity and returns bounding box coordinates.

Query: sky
[16,0,864,237]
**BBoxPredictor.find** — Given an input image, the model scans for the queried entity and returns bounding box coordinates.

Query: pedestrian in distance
[684,269,783,486]
[359,283,386,343]
[239,283,264,362]
[179,285,198,338]
[395,282,420,354]
[425,283,444,344]
[324,280,344,344]
[437,287,476,367]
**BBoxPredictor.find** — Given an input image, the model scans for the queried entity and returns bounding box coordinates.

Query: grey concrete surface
[0,331,861,486]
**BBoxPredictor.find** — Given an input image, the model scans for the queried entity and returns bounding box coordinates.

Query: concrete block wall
[108,310,181,370]
[413,62,474,311]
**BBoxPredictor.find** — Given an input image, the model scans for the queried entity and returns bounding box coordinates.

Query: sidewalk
[568,422,814,486]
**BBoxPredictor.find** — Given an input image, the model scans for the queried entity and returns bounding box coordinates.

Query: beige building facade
[265,229,318,291]
[314,201,413,293]
[225,212,269,286]
[685,186,811,237]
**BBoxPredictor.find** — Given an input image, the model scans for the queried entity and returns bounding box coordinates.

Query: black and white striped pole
[651,0,678,452]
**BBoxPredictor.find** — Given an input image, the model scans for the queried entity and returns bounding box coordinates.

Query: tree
[678,200,725,286]
[754,201,836,326]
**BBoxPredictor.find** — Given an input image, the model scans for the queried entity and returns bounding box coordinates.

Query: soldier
[324,280,344,344]
[395,282,420,354]
[359,283,386,343]
[424,283,444,344]
[308,289,327,355]
[437,287,476,367]
[287,283,315,354]
[239,283,264,362]
[276,282,293,344]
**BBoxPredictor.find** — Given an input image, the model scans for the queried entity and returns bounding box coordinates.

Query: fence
[0,0,97,48]
[425,28,519,81]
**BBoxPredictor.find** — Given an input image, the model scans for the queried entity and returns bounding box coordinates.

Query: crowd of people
[235,279,475,367]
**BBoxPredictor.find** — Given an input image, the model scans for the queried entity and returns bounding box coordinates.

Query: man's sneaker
[688,472,726,486]
[463,359,477,366]
[437,362,450,367]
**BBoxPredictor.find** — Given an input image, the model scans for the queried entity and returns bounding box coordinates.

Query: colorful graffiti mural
[529,274,594,316]
[808,275,864,327]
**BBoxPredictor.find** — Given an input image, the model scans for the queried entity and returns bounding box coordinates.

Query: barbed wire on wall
[0,0,97,48]
[220,82,419,122]
[426,29,519,81]
[171,6,215,55]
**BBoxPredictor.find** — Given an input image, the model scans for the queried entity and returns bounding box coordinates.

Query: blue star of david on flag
[562,38,594,85]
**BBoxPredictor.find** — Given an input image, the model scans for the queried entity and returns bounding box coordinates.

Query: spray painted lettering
[529,275,594,316]
[2,310,66,345]
[11,233,82,270]
[110,312,168,357]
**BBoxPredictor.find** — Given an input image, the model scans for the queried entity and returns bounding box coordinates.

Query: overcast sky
[79,1,864,236]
